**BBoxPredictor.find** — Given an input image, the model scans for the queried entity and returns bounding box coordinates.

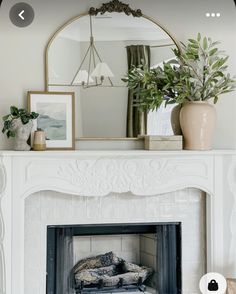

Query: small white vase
[11,118,33,151]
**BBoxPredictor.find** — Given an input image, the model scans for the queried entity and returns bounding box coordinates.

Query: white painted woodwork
[0,150,236,294]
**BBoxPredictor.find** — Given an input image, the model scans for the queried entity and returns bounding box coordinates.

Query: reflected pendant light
[71,15,114,88]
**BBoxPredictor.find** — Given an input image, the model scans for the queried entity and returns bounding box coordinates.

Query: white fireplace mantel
[0,150,236,294]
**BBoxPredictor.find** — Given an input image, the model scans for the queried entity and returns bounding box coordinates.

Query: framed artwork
[28,91,75,150]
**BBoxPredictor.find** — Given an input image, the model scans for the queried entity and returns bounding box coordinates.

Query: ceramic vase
[33,129,46,151]
[179,101,216,150]
[11,118,33,151]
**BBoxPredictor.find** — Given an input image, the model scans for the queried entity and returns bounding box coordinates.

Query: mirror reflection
[48,13,178,138]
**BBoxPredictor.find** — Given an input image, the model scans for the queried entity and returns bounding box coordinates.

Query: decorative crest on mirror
[89,0,142,17]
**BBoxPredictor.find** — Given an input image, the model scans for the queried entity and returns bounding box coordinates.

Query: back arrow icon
[18,10,25,20]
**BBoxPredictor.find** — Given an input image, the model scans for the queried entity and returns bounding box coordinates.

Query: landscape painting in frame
[28,92,75,150]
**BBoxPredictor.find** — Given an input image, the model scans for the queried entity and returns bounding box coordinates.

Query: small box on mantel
[142,135,183,151]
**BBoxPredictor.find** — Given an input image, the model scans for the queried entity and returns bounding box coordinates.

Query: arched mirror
[45,1,180,139]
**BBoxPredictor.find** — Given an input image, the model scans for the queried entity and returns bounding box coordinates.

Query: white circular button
[199,272,227,294]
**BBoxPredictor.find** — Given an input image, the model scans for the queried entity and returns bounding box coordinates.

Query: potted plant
[123,34,236,150]
[2,106,39,151]
[172,34,236,150]
[122,60,184,136]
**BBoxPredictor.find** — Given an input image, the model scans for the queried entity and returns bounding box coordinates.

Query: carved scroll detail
[89,0,142,17]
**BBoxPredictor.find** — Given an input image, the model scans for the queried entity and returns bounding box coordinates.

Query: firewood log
[73,251,122,274]
[74,258,153,288]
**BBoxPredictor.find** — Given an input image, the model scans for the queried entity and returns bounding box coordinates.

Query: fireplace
[46,223,182,294]
[3,151,229,294]
[24,189,205,294]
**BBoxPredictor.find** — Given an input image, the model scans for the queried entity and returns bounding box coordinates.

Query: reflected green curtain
[126,45,151,137]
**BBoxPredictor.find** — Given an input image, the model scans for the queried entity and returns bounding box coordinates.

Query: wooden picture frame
[28,91,75,150]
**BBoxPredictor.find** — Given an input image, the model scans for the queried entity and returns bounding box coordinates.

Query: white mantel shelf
[2,149,236,155]
[0,150,236,294]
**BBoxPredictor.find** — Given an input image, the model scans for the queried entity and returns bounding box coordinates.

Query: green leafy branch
[2,106,39,138]
[122,33,236,112]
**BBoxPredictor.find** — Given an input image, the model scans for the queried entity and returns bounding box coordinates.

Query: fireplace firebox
[46,223,182,294]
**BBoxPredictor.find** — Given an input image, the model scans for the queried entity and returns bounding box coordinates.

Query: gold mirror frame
[44,5,181,91]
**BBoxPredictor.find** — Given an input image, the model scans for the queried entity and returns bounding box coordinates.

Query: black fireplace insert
[46,223,182,294]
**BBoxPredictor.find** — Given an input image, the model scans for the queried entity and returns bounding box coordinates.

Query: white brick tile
[160,204,174,218]
[118,251,139,264]
[24,267,41,294]
[175,190,189,203]
[140,252,155,269]
[73,236,91,264]
[183,274,203,292]
[182,262,206,277]
[71,195,87,221]
[121,235,140,252]
[142,236,156,255]
[74,251,96,264]
[86,197,101,219]
[54,194,73,223]
[25,189,206,294]
[101,195,119,219]
[182,239,205,263]
[140,235,145,251]
[91,235,122,253]
[40,192,57,223]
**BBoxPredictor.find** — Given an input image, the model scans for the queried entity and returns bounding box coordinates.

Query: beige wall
[0,0,235,148]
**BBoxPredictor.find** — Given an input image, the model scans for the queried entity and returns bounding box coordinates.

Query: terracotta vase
[179,101,216,150]
[171,104,182,135]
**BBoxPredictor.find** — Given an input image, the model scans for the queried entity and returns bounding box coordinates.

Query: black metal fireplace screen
[75,276,147,294]
[46,223,182,294]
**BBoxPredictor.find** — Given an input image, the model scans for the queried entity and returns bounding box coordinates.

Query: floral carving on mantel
[57,158,209,196]
[89,0,142,17]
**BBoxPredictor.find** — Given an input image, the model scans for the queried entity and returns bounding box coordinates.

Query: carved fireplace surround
[0,150,236,294]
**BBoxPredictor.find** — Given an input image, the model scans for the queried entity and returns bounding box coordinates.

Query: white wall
[0,0,235,148]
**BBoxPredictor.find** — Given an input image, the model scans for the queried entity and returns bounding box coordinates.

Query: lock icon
[208,279,219,291]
